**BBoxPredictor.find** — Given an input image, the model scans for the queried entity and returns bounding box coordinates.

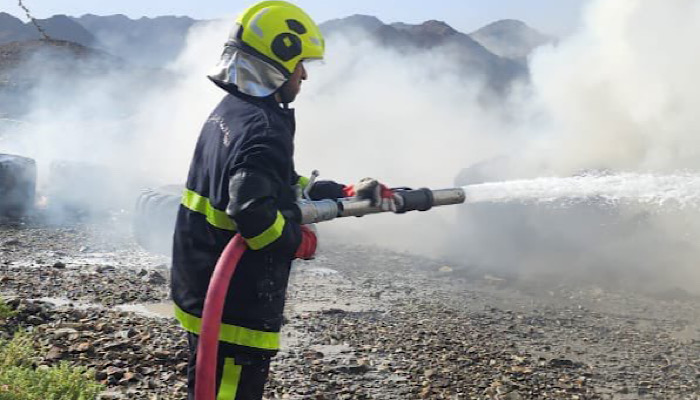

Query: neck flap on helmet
[208,43,288,98]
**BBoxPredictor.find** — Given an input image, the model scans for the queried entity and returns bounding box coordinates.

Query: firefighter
[171,2,395,399]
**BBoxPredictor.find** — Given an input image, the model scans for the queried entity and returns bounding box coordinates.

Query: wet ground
[1,217,698,399]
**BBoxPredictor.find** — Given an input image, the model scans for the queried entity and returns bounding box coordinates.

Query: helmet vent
[286,19,307,35]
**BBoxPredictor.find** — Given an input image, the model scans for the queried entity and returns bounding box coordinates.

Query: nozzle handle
[394,188,434,213]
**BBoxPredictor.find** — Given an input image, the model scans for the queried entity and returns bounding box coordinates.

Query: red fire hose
[194,234,247,400]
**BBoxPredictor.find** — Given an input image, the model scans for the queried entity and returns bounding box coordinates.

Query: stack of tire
[133,185,183,255]
[0,154,36,218]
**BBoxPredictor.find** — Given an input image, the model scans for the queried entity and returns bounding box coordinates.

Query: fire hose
[195,186,467,399]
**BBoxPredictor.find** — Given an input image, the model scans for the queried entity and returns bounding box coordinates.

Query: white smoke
[294,35,508,187]
[527,0,700,174]
[0,20,231,211]
[293,0,700,293]
[129,19,231,184]
[503,0,700,293]
[2,0,699,292]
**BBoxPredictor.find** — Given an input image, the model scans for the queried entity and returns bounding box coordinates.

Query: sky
[3,0,589,35]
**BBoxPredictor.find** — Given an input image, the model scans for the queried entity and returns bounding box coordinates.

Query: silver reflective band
[250,9,268,38]
[208,48,287,97]
[298,199,339,225]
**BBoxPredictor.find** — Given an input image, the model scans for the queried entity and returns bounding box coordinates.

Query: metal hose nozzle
[297,187,466,224]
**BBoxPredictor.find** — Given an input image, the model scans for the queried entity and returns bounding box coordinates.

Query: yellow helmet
[209,1,324,96]
[232,1,325,76]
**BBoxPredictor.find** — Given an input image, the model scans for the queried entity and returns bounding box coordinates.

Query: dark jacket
[171,91,343,356]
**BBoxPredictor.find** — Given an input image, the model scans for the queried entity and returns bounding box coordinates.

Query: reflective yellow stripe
[244,211,285,250]
[181,189,236,231]
[174,305,280,350]
[297,176,310,190]
[217,358,241,400]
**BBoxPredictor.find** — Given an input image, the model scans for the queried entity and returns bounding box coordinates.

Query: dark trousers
[187,333,271,400]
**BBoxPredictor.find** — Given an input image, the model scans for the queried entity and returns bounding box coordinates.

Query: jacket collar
[212,78,295,118]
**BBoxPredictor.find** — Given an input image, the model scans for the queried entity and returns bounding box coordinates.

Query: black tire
[0,154,36,218]
[133,185,184,255]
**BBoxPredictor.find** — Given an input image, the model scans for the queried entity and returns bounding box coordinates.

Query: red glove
[343,178,396,211]
[295,225,317,260]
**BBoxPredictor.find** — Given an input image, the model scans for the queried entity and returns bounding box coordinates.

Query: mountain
[388,19,462,47]
[319,14,384,35]
[0,14,95,46]
[0,13,197,66]
[0,39,117,117]
[0,12,547,96]
[72,14,197,66]
[3,12,548,77]
[36,15,95,46]
[320,16,526,91]
[0,38,114,65]
[470,19,551,61]
[0,13,32,43]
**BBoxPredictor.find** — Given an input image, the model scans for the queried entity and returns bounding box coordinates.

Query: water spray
[460,173,700,209]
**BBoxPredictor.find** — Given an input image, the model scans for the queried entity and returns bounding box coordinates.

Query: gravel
[1,217,698,399]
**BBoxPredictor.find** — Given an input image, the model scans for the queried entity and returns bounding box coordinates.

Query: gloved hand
[294,225,318,260]
[343,178,397,212]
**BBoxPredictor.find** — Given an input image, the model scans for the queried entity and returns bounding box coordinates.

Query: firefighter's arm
[226,126,305,255]
[227,169,302,255]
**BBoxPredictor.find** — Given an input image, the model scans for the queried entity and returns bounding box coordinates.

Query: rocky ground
[1,215,699,399]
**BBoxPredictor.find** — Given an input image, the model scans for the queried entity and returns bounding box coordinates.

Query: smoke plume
[2,0,699,293]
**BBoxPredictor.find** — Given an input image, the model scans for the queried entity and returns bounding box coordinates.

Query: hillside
[320,15,527,90]
[1,12,551,73]
[470,19,551,61]
[73,14,197,66]
[0,39,120,117]
[0,13,95,46]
